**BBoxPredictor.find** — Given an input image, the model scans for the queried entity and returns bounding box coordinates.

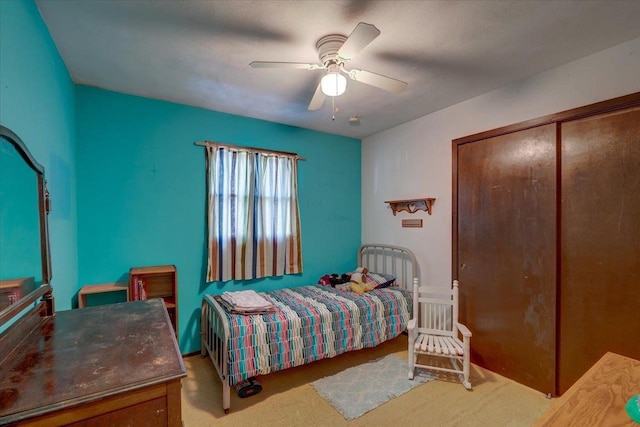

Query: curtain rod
[195,141,306,161]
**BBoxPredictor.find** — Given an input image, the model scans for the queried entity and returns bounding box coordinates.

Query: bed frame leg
[223,382,231,414]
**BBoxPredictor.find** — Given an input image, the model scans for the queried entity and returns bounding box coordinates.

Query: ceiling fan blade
[348,69,408,94]
[337,22,381,61]
[250,61,323,70]
[308,82,326,111]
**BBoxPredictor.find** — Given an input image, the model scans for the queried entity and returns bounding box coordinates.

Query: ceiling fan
[250,22,408,111]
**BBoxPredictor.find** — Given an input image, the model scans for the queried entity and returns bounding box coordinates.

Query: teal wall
[0,0,78,309]
[75,86,362,353]
[0,0,361,354]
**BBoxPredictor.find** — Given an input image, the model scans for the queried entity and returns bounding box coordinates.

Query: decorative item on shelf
[385,198,436,216]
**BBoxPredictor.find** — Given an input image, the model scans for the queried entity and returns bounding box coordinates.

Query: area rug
[312,354,433,420]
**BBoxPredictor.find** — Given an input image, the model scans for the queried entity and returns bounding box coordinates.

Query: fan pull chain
[331,98,340,121]
[332,73,340,121]
[332,96,335,121]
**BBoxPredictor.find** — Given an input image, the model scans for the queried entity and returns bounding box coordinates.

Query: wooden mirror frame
[0,125,53,327]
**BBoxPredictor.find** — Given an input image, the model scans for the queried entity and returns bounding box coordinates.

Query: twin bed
[200,243,419,413]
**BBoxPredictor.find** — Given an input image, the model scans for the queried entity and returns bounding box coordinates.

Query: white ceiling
[36,0,640,139]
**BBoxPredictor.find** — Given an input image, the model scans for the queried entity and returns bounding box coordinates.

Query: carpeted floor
[181,335,552,426]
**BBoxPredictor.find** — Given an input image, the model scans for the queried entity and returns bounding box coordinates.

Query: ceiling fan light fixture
[321,65,347,97]
[251,23,405,111]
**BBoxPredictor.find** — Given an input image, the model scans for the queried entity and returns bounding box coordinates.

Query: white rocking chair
[407,279,472,389]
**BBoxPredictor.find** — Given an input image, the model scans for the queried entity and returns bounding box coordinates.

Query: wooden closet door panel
[559,106,640,394]
[457,124,557,394]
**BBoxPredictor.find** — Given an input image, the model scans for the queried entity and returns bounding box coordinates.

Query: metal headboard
[358,244,419,292]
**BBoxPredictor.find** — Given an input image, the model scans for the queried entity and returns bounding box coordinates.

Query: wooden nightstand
[78,282,129,308]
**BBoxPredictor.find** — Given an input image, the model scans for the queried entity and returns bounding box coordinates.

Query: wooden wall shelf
[385,198,436,216]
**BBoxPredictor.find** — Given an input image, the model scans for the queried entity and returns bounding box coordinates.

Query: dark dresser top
[0,299,186,423]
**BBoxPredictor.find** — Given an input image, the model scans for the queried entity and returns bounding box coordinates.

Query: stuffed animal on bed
[318,273,350,287]
[320,267,385,293]
[349,267,368,284]
[349,267,377,293]
[318,274,331,286]
[331,274,346,286]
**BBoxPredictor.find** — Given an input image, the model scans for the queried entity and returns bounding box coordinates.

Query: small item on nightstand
[627,394,640,423]
[234,377,262,398]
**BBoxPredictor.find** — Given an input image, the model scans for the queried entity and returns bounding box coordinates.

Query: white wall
[362,37,640,287]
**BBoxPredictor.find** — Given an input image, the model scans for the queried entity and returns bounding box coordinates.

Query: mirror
[0,125,52,325]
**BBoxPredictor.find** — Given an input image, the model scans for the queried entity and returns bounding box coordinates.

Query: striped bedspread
[223,285,412,385]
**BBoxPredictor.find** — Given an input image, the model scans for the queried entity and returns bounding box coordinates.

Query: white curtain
[206,146,302,282]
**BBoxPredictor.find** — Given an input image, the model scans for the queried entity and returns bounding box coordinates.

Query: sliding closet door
[456,124,557,394]
[558,106,640,394]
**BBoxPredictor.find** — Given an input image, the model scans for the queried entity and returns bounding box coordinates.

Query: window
[205,145,302,282]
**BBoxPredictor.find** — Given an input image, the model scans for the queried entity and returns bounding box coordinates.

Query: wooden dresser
[0,299,186,426]
[535,352,640,426]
